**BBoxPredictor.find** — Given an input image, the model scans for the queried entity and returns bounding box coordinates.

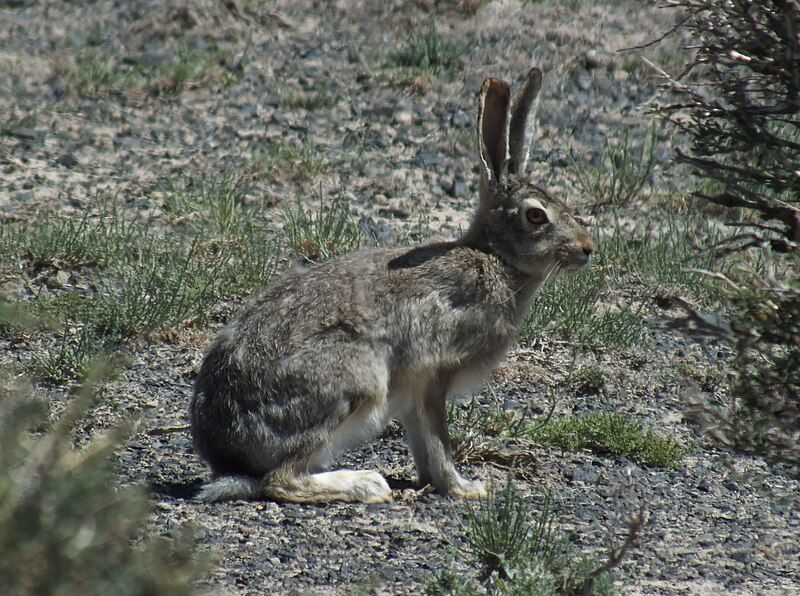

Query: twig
[579,503,648,593]
[681,268,741,292]
[617,13,691,52]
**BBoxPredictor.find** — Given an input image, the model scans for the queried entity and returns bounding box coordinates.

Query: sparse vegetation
[282,193,366,263]
[2,178,280,383]
[569,365,606,394]
[276,84,341,110]
[0,373,205,595]
[449,393,541,480]
[521,212,725,347]
[382,21,463,89]
[254,140,332,183]
[530,412,689,468]
[571,128,657,208]
[52,40,235,99]
[429,475,643,594]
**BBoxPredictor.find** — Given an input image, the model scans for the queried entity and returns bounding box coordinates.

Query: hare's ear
[508,67,542,176]
[477,78,511,198]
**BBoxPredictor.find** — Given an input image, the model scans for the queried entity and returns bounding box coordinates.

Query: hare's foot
[423,467,487,500]
[444,475,487,500]
[266,469,392,504]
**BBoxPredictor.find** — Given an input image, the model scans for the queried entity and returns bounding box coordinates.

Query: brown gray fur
[190,68,594,503]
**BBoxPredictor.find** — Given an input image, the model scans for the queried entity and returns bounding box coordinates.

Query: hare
[190,68,594,504]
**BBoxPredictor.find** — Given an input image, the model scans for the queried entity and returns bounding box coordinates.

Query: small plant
[390,22,463,71]
[276,84,341,110]
[256,140,331,183]
[52,40,233,100]
[383,22,463,90]
[448,392,542,479]
[282,194,365,263]
[569,365,606,394]
[447,474,639,594]
[462,476,554,576]
[31,325,106,384]
[162,171,255,237]
[91,238,225,339]
[571,128,656,207]
[147,44,229,96]
[0,372,205,594]
[4,194,144,272]
[530,412,689,468]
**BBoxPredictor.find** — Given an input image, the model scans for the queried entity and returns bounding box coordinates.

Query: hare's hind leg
[264,395,394,504]
[264,468,391,504]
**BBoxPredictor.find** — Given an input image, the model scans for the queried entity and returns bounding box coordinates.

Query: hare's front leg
[400,377,487,499]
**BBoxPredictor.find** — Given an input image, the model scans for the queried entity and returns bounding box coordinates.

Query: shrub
[0,374,205,595]
[655,0,800,251]
[654,0,800,468]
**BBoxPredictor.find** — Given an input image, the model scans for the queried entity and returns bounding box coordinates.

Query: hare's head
[462,69,594,280]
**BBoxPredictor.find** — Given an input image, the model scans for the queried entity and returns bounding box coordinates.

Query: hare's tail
[197,475,261,502]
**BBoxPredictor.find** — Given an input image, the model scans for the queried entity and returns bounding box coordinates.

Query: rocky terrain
[1,0,798,593]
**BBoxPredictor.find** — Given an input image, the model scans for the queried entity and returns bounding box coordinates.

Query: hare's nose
[581,237,595,257]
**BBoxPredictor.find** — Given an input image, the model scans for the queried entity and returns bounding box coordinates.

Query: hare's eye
[525,207,548,225]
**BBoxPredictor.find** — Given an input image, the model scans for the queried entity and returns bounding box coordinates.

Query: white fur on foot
[314,470,392,504]
[444,476,487,500]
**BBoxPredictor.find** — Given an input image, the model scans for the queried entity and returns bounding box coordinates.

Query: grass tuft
[572,128,657,207]
[52,41,234,99]
[441,475,616,595]
[277,84,341,110]
[569,365,606,394]
[282,193,365,263]
[391,22,463,71]
[382,22,463,90]
[530,412,690,468]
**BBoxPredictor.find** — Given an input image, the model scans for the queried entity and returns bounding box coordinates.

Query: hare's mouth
[562,249,592,272]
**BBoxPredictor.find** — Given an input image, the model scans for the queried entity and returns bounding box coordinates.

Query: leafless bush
[654,0,800,253]
[653,0,800,470]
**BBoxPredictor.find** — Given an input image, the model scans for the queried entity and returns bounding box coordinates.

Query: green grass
[448,393,541,480]
[282,193,366,263]
[429,476,616,594]
[521,213,725,348]
[381,22,463,90]
[390,22,463,70]
[571,127,657,207]
[254,140,331,183]
[52,41,235,99]
[161,171,256,236]
[31,325,107,384]
[529,412,690,468]
[3,180,280,383]
[569,365,606,394]
[1,195,142,272]
[276,84,341,110]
